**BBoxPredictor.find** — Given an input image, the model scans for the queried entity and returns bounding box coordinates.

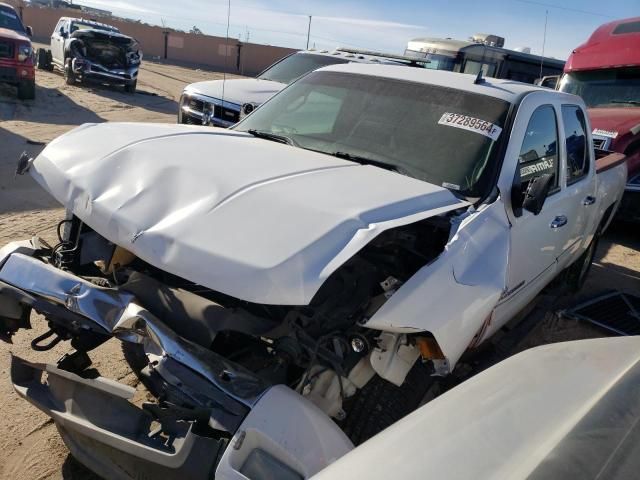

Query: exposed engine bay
[2,213,452,428]
[68,30,141,69]
[66,29,141,89]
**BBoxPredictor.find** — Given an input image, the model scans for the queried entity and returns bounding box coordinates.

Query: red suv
[0,2,35,99]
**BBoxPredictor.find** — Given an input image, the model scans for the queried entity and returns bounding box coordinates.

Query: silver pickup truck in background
[1,65,627,479]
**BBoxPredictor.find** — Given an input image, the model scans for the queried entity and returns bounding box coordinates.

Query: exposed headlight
[240,102,258,120]
[18,44,33,62]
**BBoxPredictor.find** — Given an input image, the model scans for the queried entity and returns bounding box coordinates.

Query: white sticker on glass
[438,112,502,141]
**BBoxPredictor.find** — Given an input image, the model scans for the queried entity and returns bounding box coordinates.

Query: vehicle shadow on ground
[61,454,102,480]
[602,220,640,252]
[0,82,103,125]
[77,80,179,116]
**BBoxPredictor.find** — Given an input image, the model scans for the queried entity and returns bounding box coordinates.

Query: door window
[518,105,559,195]
[562,105,589,184]
[54,19,65,35]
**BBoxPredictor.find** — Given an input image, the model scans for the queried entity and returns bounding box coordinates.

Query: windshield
[71,22,119,34]
[0,7,25,33]
[559,68,640,107]
[258,53,350,84]
[235,71,510,198]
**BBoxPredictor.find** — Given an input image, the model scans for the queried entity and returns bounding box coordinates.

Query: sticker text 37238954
[438,113,503,141]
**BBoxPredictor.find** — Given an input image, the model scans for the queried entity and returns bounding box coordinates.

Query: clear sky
[75,0,638,59]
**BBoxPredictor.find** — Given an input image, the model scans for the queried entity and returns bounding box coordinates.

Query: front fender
[365,201,510,369]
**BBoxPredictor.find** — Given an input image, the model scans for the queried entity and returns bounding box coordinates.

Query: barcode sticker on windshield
[438,113,502,141]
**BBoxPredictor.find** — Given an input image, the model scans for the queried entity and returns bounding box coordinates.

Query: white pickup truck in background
[37,17,141,92]
[1,65,627,480]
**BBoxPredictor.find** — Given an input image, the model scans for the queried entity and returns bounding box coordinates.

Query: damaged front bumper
[1,241,352,479]
[72,57,138,85]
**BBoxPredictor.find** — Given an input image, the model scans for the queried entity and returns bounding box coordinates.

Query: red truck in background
[0,2,35,99]
[558,17,640,222]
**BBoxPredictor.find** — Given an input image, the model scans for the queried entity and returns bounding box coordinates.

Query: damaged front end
[67,29,141,89]
[1,238,353,479]
[3,123,495,478]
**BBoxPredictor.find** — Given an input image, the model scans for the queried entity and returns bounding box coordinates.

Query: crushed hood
[30,123,469,305]
[184,78,285,106]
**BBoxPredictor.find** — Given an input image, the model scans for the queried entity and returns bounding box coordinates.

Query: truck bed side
[595,151,627,233]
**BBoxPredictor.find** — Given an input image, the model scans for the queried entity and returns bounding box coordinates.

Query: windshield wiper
[246,129,294,145]
[331,151,410,175]
[610,100,640,105]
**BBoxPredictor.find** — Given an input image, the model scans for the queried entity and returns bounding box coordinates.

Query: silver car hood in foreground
[31,123,469,305]
[184,78,285,106]
[314,336,640,480]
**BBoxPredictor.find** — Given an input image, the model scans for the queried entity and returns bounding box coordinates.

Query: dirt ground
[0,57,242,479]
[0,55,639,479]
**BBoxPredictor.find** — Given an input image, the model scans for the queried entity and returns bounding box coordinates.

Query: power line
[512,0,614,18]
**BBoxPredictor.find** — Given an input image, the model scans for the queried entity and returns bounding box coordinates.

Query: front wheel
[341,361,438,445]
[17,80,35,100]
[64,61,76,85]
[124,80,137,94]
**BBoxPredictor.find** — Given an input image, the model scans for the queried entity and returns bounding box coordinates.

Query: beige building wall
[7,1,297,76]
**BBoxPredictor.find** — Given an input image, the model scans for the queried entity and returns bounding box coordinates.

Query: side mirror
[59,27,66,37]
[522,173,553,215]
[26,26,33,37]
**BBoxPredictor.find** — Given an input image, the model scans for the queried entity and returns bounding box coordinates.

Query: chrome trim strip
[181,90,242,111]
[0,251,268,407]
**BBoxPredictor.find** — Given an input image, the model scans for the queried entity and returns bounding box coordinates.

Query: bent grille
[180,93,240,127]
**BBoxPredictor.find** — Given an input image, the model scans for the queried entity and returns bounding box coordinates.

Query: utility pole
[539,10,548,79]
[306,15,312,50]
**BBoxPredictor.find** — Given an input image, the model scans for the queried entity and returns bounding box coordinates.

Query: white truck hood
[184,78,285,106]
[30,122,469,305]
[314,336,640,480]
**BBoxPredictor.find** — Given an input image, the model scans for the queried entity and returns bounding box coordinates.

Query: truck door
[556,104,598,270]
[50,19,66,65]
[493,102,573,324]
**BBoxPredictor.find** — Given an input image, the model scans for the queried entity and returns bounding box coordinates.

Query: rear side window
[518,105,559,195]
[562,105,589,184]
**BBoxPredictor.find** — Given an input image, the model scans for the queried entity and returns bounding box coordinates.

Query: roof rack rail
[335,47,431,66]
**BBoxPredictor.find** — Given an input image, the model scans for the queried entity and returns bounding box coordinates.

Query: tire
[17,80,35,100]
[124,79,137,94]
[36,48,47,69]
[565,235,598,292]
[64,60,76,85]
[45,50,54,71]
[341,361,438,445]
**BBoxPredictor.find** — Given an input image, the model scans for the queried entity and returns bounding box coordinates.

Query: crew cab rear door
[555,104,597,270]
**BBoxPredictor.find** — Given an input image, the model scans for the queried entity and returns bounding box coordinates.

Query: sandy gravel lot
[0,55,638,479]
[0,58,240,479]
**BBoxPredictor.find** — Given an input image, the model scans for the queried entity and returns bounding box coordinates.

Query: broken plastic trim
[0,251,270,408]
[11,355,226,480]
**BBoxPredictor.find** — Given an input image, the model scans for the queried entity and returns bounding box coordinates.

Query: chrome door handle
[550,215,568,229]
[583,196,596,206]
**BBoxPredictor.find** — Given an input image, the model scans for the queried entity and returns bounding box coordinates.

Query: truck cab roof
[318,62,581,105]
[565,16,640,72]
[59,17,120,34]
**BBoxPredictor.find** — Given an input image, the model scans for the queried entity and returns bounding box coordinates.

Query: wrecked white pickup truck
[2,64,627,479]
[40,17,142,93]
